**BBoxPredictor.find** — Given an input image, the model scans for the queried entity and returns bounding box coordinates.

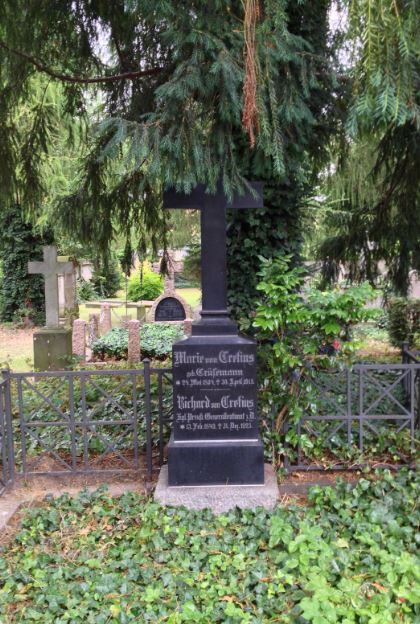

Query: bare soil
[0,325,34,370]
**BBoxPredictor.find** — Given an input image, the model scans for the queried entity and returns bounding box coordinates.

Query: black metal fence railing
[402,343,420,428]
[0,377,14,496]
[285,363,419,471]
[0,360,418,496]
[0,361,172,491]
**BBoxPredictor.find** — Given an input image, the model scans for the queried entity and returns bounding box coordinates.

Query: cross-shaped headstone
[163,181,263,335]
[28,246,74,328]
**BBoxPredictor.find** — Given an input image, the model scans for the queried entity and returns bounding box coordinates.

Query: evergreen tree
[0,203,53,323]
[228,1,335,321]
[316,0,420,294]
[0,1,338,319]
[91,255,122,299]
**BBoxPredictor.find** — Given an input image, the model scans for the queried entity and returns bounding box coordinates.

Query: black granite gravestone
[163,181,264,486]
[155,297,186,321]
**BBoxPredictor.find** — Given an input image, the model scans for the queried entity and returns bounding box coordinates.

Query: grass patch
[0,469,418,622]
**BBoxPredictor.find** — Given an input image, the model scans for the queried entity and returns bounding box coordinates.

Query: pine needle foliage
[0,1,336,263]
[316,0,420,294]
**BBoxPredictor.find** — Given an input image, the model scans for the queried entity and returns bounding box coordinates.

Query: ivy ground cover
[0,470,419,623]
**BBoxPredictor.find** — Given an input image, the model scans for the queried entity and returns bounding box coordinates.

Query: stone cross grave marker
[28,246,74,328]
[158,181,268,490]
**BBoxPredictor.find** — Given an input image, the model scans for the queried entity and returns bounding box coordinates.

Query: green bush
[91,255,122,298]
[253,255,379,466]
[141,323,184,358]
[76,278,98,302]
[127,264,163,301]
[387,297,420,348]
[91,328,128,360]
[91,323,184,361]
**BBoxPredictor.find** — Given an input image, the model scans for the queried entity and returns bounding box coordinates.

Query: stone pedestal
[183,319,193,336]
[168,334,264,486]
[33,327,72,371]
[155,464,278,513]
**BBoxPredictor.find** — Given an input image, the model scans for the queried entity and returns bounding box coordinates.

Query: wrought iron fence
[0,377,14,496]
[0,360,418,496]
[284,363,419,471]
[402,344,420,428]
[0,361,172,490]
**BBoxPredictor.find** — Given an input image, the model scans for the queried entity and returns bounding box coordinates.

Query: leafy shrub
[306,281,379,341]
[91,328,129,360]
[91,255,122,298]
[141,323,184,358]
[127,262,163,301]
[253,255,379,466]
[91,323,184,360]
[387,297,420,348]
[76,278,98,302]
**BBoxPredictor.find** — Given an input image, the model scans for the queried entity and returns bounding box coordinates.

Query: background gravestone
[62,259,79,327]
[150,268,192,323]
[28,246,73,371]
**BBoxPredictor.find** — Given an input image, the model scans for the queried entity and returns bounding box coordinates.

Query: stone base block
[154,463,278,513]
[167,437,264,486]
[33,328,72,371]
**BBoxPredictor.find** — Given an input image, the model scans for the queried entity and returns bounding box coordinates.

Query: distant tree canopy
[316,0,420,295]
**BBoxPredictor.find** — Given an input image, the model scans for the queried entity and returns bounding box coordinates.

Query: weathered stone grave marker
[28,246,73,370]
[155,181,278,510]
[150,259,192,323]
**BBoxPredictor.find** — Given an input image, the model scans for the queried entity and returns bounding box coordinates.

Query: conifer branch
[0,40,165,84]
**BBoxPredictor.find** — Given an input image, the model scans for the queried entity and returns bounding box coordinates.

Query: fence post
[401,341,410,398]
[127,320,141,363]
[1,369,15,484]
[143,359,153,480]
[416,369,420,431]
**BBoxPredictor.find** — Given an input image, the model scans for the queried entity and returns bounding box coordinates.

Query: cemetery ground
[0,318,400,372]
[0,469,418,622]
[0,287,201,371]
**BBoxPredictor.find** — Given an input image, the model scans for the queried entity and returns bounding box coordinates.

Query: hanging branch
[0,40,165,84]
[242,0,261,147]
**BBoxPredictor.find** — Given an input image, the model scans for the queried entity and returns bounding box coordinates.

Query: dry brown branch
[0,40,165,85]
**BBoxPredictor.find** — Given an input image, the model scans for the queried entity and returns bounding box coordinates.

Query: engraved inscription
[172,343,258,441]
[155,297,186,321]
